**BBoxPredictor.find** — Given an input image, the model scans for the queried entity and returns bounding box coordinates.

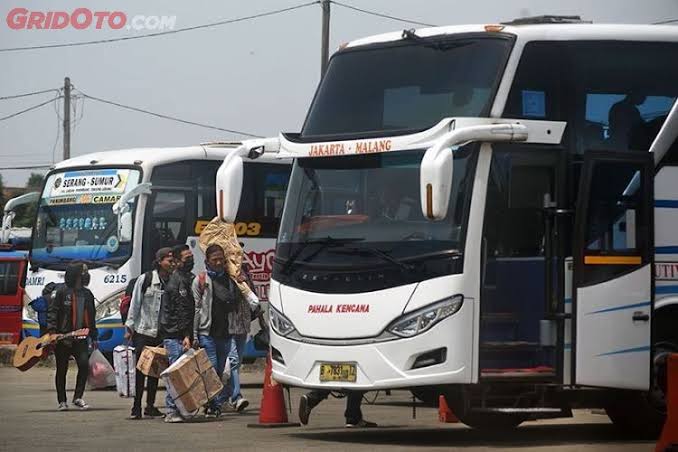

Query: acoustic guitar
[14,329,90,372]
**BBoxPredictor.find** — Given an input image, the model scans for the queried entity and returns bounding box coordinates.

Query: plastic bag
[88,349,116,389]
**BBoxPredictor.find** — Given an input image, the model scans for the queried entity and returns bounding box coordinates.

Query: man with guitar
[47,263,97,411]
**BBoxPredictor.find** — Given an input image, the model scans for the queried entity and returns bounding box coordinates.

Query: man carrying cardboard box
[159,244,196,423]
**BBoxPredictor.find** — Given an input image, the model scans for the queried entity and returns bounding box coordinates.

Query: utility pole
[320,0,330,78]
[63,76,71,161]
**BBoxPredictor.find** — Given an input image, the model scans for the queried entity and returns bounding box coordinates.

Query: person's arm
[124,276,145,333]
[191,277,202,344]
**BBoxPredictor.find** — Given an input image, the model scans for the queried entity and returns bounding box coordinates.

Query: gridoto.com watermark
[6,8,177,31]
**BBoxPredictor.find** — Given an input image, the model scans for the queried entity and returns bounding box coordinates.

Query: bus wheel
[409,387,439,407]
[605,341,676,438]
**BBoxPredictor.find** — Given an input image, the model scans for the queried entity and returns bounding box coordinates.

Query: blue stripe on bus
[656,246,678,254]
[656,285,678,295]
[597,345,650,357]
[655,200,678,208]
[586,301,651,315]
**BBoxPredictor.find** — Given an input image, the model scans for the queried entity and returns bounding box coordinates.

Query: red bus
[0,247,28,344]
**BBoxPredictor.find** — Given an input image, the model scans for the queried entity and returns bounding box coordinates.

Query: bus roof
[49,142,284,173]
[345,23,678,49]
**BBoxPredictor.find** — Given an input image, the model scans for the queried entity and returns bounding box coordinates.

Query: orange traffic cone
[438,395,459,423]
[247,355,300,428]
[656,353,678,452]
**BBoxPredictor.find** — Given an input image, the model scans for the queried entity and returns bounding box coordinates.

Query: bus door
[573,150,653,389]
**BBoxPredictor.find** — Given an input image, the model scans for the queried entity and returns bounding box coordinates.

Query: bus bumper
[270,306,474,390]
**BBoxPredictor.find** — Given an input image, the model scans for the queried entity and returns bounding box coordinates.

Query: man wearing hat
[124,247,174,419]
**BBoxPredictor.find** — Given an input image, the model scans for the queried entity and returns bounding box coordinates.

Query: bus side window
[505,40,678,155]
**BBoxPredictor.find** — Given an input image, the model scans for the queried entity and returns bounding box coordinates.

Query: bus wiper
[280,236,364,274]
[335,245,415,272]
[401,29,472,51]
[41,256,122,270]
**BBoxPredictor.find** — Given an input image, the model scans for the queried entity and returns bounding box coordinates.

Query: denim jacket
[124,270,165,338]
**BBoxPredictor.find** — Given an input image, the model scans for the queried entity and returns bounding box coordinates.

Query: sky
[1,0,676,187]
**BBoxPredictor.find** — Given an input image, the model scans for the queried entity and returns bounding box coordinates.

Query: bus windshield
[301,35,513,138]
[31,168,142,269]
[274,148,477,292]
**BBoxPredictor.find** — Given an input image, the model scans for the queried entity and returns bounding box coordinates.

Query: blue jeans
[198,335,228,408]
[226,334,247,403]
[163,338,184,414]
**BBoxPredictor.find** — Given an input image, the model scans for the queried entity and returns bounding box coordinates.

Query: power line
[76,90,262,137]
[331,1,435,27]
[653,18,678,24]
[0,88,59,101]
[0,97,60,122]
[0,2,319,53]
[0,164,53,170]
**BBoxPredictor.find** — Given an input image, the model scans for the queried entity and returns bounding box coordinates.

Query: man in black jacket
[47,263,97,411]
[159,244,195,423]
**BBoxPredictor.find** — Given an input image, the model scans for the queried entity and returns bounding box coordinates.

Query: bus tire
[605,392,664,438]
[409,387,439,407]
[605,340,677,439]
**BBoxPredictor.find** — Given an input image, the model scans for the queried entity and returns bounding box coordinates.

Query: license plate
[319,363,357,382]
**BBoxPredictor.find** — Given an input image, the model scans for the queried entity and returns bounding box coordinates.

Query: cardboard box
[160,348,223,417]
[136,346,168,378]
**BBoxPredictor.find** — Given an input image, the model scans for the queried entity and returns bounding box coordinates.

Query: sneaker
[205,406,221,418]
[234,398,249,413]
[144,406,163,418]
[130,407,142,420]
[72,398,89,410]
[164,412,184,423]
[345,419,378,428]
[298,395,311,425]
[57,402,69,411]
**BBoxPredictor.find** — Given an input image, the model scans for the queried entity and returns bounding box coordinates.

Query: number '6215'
[103,274,127,284]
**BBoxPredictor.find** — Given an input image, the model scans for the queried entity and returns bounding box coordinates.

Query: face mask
[182,257,194,272]
[206,267,224,278]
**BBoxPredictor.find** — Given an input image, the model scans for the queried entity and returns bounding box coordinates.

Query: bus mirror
[119,212,133,243]
[420,146,453,220]
[216,152,244,223]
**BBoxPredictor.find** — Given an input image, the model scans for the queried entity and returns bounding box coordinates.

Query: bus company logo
[244,249,275,281]
[355,139,392,154]
[6,8,177,31]
[79,194,92,204]
[309,143,346,157]
[54,177,62,189]
[307,304,370,314]
[656,262,678,280]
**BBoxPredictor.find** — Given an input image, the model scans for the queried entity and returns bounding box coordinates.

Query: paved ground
[0,366,655,451]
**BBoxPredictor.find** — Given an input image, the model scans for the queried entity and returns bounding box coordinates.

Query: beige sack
[198,217,252,297]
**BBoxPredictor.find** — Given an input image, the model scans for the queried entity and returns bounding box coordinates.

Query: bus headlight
[96,290,125,321]
[387,295,464,338]
[270,307,296,337]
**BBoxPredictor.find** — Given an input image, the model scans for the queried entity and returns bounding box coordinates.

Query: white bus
[23,144,291,358]
[217,19,678,435]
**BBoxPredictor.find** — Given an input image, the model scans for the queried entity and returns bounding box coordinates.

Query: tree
[26,173,44,191]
